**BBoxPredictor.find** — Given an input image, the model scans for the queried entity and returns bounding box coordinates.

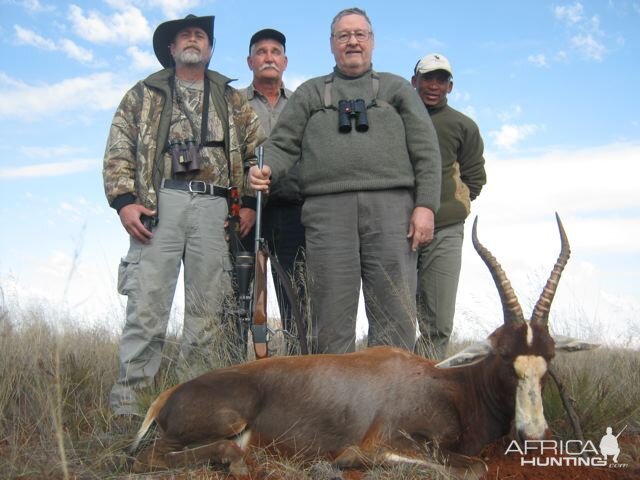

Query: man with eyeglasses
[249,8,441,354]
[411,53,487,360]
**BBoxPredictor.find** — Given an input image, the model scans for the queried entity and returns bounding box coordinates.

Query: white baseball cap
[415,53,453,77]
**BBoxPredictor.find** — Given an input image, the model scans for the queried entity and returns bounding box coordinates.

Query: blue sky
[1,0,639,345]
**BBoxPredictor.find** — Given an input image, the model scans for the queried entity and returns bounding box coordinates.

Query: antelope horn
[531,213,571,325]
[472,217,524,324]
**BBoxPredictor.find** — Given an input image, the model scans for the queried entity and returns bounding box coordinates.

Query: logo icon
[599,426,626,464]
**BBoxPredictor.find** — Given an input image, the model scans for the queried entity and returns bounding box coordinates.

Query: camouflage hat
[153,14,215,68]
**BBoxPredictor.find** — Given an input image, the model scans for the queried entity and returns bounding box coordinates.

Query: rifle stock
[252,248,268,358]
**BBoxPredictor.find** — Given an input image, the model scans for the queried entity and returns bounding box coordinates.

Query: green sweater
[427,100,486,228]
[264,67,441,212]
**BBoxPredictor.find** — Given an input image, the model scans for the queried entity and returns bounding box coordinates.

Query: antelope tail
[128,384,180,454]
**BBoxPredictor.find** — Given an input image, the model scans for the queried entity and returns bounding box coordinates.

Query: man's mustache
[259,63,280,72]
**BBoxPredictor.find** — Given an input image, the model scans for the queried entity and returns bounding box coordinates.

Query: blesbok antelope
[128,214,597,477]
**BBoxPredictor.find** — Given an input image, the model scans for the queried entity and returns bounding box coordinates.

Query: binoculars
[338,99,369,133]
[169,138,200,174]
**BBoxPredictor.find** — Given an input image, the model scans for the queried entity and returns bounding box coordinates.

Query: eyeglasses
[332,30,372,44]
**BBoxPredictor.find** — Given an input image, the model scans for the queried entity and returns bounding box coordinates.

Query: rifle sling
[265,248,309,355]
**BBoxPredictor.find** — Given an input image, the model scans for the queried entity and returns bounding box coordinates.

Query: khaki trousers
[416,221,464,360]
[110,187,232,415]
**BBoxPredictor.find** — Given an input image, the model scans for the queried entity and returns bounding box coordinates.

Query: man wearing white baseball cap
[411,53,487,360]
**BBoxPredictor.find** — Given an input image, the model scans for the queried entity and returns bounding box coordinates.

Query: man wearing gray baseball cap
[412,53,487,360]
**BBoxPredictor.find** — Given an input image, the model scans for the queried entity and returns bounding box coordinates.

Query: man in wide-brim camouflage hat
[103,13,265,426]
[152,14,214,68]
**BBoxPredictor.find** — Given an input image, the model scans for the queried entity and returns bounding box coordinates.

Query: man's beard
[177,48,208,65]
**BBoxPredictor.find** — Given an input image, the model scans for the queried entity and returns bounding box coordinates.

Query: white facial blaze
[526,322,533,346]
[513,355,548,439]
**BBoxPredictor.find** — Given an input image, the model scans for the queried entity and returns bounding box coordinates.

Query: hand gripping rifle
[252,147,309,356]
[251,145,269,359]
[227,147,309,358]
[224,159,268,359]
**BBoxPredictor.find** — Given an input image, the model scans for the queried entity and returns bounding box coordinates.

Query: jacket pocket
[117,246,142,296]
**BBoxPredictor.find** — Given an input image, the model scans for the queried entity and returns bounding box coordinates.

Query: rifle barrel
[255,145,264,255]
[615,425,628,438]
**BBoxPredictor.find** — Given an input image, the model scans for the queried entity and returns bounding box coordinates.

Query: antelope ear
[553,335,600,352]
[436,340,492,369]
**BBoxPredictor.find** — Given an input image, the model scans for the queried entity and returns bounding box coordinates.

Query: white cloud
[127,46,159,71]
[0,72,130,119]
[554,50,568,62]
[14,25,94,63]
[496,104,523,122]
[476,143,640,224]
[527,53,549,68]
[488,123,538,149]
[69,4,152,45]
[571,33,606,61]
[452,143,640,345]
[554,2,584,25]
[16,0,54,12]
[0,72,23,89]
[58,38,94,63]
[586,15,603,35]
[20,145,86,159]
[552,3,612,62]
[6,247,122,321]
[450,89,471,103]
[148,0,202,18]
[14,25,56,50]
[0,159,98,179]
[283,73,310,92]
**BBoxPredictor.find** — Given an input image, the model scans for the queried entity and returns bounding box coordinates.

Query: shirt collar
[248,82,289,100]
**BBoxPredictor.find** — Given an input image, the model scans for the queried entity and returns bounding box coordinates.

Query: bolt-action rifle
[225,146,269,359]
[226,146,309,359]
[251,146,268,359]
[251,147,309,356]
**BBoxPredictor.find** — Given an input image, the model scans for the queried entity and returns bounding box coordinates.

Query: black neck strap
[170,75,221,148]
[200,76,210,145]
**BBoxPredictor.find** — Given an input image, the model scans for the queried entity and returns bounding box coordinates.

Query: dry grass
[1,298,639,479]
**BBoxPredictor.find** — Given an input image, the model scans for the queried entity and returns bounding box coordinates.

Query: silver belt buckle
[188,180,207,194]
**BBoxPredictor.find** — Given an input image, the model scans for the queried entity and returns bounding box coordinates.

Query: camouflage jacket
[103,68,265,212]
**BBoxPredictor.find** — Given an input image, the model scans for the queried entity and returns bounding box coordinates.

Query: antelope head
[436,214,598,441]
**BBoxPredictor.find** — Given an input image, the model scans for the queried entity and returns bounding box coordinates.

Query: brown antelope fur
[128,214,597,478]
